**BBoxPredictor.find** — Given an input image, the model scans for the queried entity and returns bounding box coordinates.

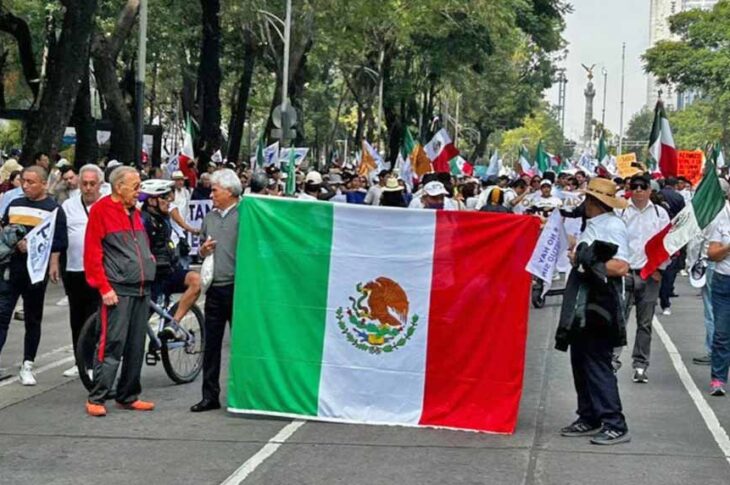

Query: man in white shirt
[364,170,389,206]
[618,173,670,384]
[408,181,459,210]
[60,164,104,377]
[530,180,563,214]
[560,177,631,445]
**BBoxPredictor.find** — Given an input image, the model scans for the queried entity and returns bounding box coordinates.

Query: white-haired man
[84,166,156,417]
[60,164,104,377]
[191,168,241,412]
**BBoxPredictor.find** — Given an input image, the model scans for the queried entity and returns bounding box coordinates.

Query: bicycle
[75,297,205,391]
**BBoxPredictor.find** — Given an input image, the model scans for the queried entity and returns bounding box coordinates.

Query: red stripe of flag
[432,143,459,173]
[420,211,540,433]
[640,223,672,280]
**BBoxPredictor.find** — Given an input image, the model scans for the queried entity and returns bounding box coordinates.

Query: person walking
[659,177,687,315]
[83,166,157,417]
[557,178,631,445]
[191,168,241,412]
[0,166,67,384]
[60,164,104,377]
[707,189,730,396]
[618,174,670,383]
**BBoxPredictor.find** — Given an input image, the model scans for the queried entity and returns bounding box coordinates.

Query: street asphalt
[0,277,729,485]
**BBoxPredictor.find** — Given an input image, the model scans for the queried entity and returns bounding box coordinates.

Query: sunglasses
[630,183,648,191]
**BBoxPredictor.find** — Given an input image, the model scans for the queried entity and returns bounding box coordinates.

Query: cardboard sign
[616,153,638,178]
[185,199,213,256]
[677,150,704,186]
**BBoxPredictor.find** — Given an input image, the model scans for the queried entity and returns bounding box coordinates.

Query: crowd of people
[0,150,727,446]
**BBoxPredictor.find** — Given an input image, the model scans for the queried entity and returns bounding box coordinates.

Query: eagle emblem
[336,277,419,355]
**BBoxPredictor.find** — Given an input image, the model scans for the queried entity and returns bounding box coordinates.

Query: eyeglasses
[630,183,648,191]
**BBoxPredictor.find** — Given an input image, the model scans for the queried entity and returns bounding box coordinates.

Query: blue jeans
[710,272,730,383]
[702,264,715,355]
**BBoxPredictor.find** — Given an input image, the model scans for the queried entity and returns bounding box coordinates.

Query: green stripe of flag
[692,160,725,229]
[229,197,334,415]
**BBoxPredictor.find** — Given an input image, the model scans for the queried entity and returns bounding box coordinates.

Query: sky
[547,0,651,142]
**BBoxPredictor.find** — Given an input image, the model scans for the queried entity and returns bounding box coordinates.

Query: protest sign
[185,200,213,256]
[677,150,704,186]
[26,209,58,284]
[616,153,638,178]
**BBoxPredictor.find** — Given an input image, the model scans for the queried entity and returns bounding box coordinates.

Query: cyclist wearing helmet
[139,179,201,338]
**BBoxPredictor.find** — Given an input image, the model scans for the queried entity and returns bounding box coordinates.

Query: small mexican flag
[535,140,550,175]
[641,158,725,279]
[518,146,533,175]
[228,196,540,433]
[649,100,678,177]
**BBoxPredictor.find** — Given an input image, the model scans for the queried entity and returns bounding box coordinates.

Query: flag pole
[618,42,626,155]
[134,0,148,167]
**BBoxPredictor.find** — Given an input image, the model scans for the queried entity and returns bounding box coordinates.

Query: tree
[20,0,98,165]
[497,103,564,165]
[643,0,730,145]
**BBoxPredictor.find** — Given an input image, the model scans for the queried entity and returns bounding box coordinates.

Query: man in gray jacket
[191,168,241,412]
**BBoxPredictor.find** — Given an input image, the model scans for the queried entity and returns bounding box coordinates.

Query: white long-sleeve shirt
[618,200,670,270]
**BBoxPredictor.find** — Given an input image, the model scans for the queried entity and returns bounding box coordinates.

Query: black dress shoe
[190,399,221,412]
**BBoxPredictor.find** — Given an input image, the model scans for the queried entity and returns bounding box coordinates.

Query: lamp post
[601,67,608,129]
[134,0,148,166]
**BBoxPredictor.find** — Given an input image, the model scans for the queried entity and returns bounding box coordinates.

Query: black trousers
[570,324,628,432]
[659,255,681,310]
[62,271,99,353]
[0,267,48,362]
[202,284,234,402]
[89,294,149,405]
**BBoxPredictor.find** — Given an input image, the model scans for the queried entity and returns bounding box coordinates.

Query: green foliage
[643,0,730,145]
[496,103,564,163]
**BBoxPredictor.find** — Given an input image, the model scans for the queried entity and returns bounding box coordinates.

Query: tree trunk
[226,27,257,165]
[0,48,8,109]
[71,64,98,166]
[473,125,491,160]
[0,9,40,101]
[20,0,98,165]
[197,0,223,166]
[92,33,135,163]
[89,0,139,163]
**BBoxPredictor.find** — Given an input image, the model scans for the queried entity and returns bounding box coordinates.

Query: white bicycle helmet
[140,179,175,197]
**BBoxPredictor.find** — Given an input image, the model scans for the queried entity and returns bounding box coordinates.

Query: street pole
[618,42,626,154]
[601,67,608,129]
[134,0,148,166]
[280,0,292,147]
[455,94,460,148]
[377,48,384,151]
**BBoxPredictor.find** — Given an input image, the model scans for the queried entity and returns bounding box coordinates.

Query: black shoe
[670,292,679,298]
[190,399,221,413]
[633,368,648,384]
[693,354,712,366]
[560,420,601,437]
[590,427,631,445]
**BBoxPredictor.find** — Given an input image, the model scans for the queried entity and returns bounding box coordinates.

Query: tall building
[646,0,718,108]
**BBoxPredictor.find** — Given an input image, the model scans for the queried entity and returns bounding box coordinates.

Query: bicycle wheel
[161,302,205,384]
[75,312,100,391]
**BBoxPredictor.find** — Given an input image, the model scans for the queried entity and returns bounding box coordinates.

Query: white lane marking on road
[11,344,73,367]
[0,355,76,388]
[220,420,305,485]
[654,316,730,465]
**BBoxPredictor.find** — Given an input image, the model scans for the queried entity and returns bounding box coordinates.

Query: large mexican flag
[228,196,540,433]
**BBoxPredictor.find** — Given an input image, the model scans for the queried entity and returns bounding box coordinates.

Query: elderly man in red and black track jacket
[83,166,157,417]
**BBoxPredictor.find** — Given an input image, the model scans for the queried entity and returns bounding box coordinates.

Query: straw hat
[382,177,403,192]
[583,178,627,209]
[0,158,22,183]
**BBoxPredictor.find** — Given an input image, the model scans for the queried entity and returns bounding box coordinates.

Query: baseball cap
[171,170,186,180]
[540,179,553,187]
[423,181,448,197]
[305,171,323,185]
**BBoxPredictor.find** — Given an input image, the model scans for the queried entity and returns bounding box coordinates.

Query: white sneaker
[662,308,672,316]
[18,361,36,386]
[680,269,689,277]
[56,296,69,306]
[63,366,79,377]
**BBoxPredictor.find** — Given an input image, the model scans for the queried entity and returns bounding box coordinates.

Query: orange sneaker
[86,401,107,417]
[116,400,155,411]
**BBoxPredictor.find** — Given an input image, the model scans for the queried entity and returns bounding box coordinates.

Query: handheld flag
[649,101,678,177]
[641,158,725,279]
[285,148,297,196]
[425,129,459,173]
